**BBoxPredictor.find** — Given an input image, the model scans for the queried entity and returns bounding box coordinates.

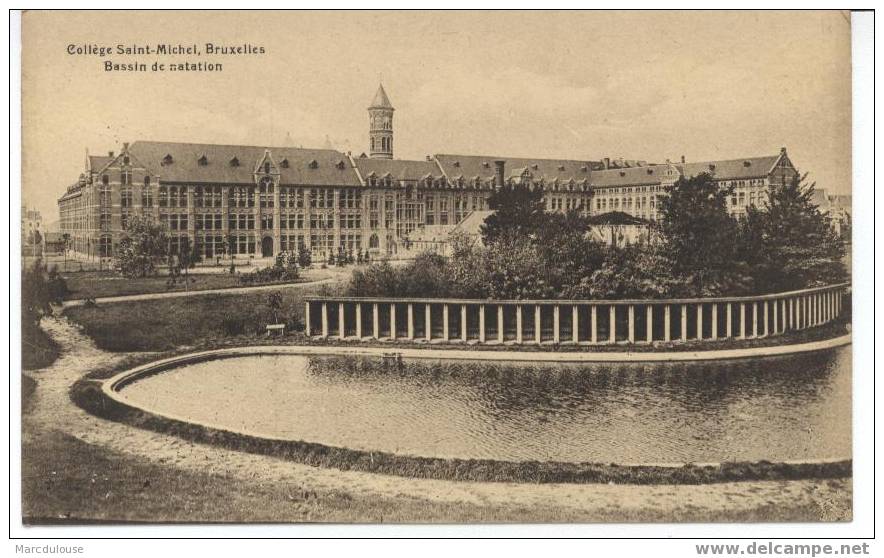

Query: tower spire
[368,83,394,159]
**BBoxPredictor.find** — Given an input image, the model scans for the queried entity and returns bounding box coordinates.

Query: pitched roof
[369,84,394,110]
[353,158,440,181]
[588,211,651,226]
[88,155,113,174]
[433,154,593,184]
[589,153,786,188]
[453,210,494,235]
[127,141,361,186]
[590,165,667,188]
[680,154,782,181]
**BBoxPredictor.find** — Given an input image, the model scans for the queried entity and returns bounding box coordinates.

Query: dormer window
[580,165,588,172]
[198,155,208,166]
[162,154,173,166]
[647,168,654,174]
[708,164,716,171]
[619,171,626,177]
[453,161,460,167]
[264,161,272,174]
[482,162,490,168]
[336,160,346,170]
[280,158,290,169]
[308,160,318,169]
[743,160,751,167]
[229,157,240,167]
[123,155,130,166]
[531,164,539,171]
[557,165,566,171]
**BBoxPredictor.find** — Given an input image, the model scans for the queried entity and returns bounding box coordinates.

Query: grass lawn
[61,270,321,300]
[64,288,319,352]
[22,323,61,370]
[21,428,847,524]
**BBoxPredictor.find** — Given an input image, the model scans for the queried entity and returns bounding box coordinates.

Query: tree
[657,172,747,296]
[480,182,546,243]
[533,210,606,294]
[115,216,169,278]
[738,173,847,292]
[297,245,312,268]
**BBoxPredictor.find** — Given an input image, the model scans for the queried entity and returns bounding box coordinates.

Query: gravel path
[24,315,851,520]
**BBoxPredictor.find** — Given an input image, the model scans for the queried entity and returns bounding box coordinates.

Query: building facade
[59,84,803,262]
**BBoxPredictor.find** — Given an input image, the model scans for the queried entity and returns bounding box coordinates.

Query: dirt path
[24,316,851,521]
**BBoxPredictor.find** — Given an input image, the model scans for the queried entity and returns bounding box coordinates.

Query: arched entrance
[261,236,274,258]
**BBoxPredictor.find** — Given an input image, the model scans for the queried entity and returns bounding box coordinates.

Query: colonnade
[304,284,848,345]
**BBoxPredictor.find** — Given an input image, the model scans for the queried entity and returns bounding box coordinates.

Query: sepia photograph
[13,8,868,536]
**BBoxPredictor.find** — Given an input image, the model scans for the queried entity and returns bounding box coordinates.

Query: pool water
[118,348,851,464]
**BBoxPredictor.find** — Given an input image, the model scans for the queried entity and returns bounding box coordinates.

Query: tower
[368,84,394,159]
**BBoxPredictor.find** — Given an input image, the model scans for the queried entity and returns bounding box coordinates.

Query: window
[121,187,132,208]
[102,175,109,185]
[121,171,132,185]
[99,235,112,257]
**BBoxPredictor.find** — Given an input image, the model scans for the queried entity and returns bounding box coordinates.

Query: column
[696,304,703,340]
[535,305,542,345]
[516,306,523,344]
[739,303,746,339]
[646,305,653,344]
[461,304,468,342]
[664,305,671,342]
[797,296,803,329]
[442,304,449,341]
[372,302,379,339]
[627,305,635,344]
[772,300,778,335]
[609,305,617,344]
[479,305,486,343]
[305,301,311,336]
[572,306,580,344]
[680,304,687,341]
[407,303,414,340]
[553,305,561,344]
[711,304,718,340]
[321,302,329,338]
[762,301,769,337]
[752,302,758,338]
[338,303,346,339]
[590,306,598,344]
[355,303,362,339]
[390,304,396,340]
[497,305,504,343]
[726,303,732,338]
[425,303,432,342]
[787,298,793,330]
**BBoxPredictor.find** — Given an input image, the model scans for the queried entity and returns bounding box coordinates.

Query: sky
[22,10,852,223]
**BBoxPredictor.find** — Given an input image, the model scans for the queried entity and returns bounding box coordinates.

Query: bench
[266,324,286,337]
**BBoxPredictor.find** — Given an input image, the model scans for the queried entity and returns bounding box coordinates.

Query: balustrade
[305,284,849,346]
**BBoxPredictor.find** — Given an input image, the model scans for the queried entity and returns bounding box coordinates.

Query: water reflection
[120,348,851,464]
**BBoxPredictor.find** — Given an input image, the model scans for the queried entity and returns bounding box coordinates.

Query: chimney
[680,155,685,164]
[603,157,610,169]
[108,151,114,157]
[781,146,787,154]
[494,160,506,188]
[123,142,129,151]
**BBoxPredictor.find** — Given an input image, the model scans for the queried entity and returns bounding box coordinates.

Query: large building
[59,84,801,261]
